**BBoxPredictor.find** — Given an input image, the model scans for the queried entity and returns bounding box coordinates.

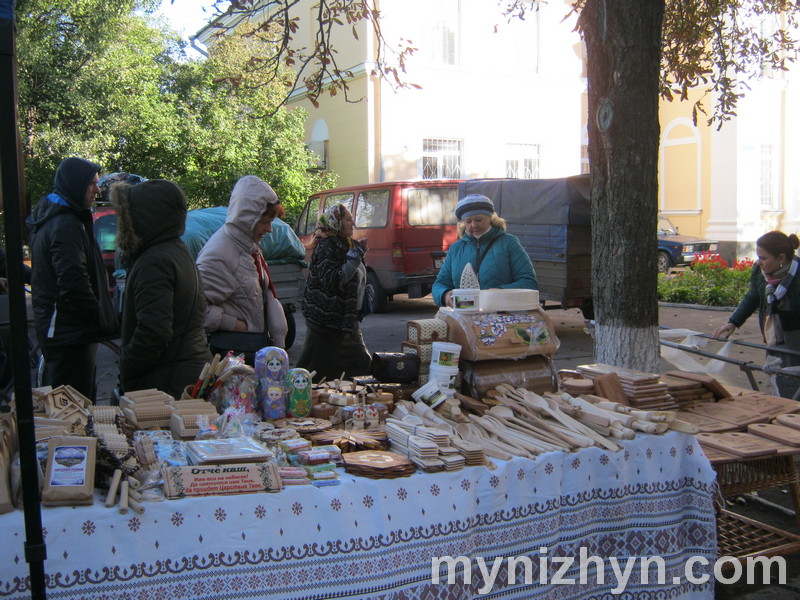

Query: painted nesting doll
[286,367,312,418]
[255,347,289,382]
[256,347,290,420]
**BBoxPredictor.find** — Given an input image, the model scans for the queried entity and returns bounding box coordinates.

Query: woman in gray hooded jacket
[196,176,288,350]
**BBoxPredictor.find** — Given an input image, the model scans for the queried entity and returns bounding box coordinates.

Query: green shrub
[657,253,755,307]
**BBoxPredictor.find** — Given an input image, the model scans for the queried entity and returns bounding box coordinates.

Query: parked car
[92,202,118,293]
[294,180,462,312]
[657,214,719,273]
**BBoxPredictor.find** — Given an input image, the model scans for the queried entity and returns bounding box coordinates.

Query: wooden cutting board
[592,372,629,406]
[621,382,669,394]
[675,411,739,433]
[724,393,800,416]
[716,396,799,421]
[698,444,740,464]
[663,370,730,400]
[747,423,800,447]
[578,364,661,385]
[697,432,779,458]
[733,435,800,457]
[562,379,595,393]
[682,402,771,427]
[774,414,800,431]
[661,375,704,391]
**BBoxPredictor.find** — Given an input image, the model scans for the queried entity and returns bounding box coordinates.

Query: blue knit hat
[455,194,494,220]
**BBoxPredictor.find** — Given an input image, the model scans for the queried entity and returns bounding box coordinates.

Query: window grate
[422,138,463,179]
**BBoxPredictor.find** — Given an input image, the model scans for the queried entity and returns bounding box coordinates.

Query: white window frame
[760,143,779,210]
[421,138,463,180]
[505,143,540,179]
[420,0,460,66]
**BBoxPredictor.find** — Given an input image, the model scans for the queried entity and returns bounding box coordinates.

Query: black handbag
[370,352,420,383]
[208,331,273,365]
[208,285,275,364]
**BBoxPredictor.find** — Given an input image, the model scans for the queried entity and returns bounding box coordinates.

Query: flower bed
[657,252,755,306]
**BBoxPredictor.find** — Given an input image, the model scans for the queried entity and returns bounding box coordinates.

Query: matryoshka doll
[261,385,287,420]
[255,347,289,383]
[286,367,312,418]
[255,347,290,419]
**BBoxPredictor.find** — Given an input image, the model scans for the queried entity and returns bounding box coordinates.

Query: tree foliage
[15,0,334,221]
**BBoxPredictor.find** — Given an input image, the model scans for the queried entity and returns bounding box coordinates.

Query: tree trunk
[579,0,665,373]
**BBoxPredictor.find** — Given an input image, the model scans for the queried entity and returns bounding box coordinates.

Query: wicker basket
[713,455,800,498]
[406,319,448,344]
[717,509,800,565]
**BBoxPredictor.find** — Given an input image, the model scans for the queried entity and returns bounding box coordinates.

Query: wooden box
[406,319,448,344]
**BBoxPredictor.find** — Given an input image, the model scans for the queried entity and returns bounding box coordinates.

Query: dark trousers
[42,343,97,402]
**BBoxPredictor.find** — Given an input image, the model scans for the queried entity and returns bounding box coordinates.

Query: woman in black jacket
[112,179,211,399]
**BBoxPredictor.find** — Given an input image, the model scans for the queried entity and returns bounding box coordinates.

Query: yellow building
[196,1,799,260]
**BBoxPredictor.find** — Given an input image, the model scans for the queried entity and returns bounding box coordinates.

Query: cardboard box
[161,462,282,498]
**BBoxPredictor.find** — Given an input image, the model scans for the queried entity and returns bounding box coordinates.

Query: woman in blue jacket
[432,194,537,307]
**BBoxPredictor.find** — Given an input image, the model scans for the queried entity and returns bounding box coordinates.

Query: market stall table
[0,431,717,600]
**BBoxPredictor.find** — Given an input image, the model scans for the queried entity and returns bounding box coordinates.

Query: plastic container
[478,289,539,312]
[411,378,448,409]
[431,341,461,368]
[451,288,480,311]
[429,363,459,397]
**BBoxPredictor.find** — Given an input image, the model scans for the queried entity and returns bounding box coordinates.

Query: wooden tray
[697,432,778,458]
[342,450,415,479]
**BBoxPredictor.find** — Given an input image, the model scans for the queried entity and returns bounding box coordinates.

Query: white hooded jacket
[196,176,287,346]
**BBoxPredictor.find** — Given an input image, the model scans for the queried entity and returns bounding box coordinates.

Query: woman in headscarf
[713,230,800,398]
[196,176,288,360]
[296,203,372,379]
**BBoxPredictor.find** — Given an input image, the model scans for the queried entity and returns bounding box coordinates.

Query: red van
[294,180,462,311]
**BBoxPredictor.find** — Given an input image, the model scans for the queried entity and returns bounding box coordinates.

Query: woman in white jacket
[196,176,288,351]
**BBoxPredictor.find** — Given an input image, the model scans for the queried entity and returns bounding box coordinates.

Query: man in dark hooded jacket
[26,157,118,400]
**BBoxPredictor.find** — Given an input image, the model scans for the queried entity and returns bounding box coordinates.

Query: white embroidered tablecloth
[0,431,717,599]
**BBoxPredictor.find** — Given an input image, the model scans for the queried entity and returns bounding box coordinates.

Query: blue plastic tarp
[181,206,307,266]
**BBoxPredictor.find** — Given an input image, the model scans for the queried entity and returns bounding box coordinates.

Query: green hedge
[657,253,755,307]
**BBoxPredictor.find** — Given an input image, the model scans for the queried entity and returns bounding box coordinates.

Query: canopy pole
[0,1,48,597]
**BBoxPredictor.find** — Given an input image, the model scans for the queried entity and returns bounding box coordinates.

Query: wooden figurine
[347,404,366,431]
